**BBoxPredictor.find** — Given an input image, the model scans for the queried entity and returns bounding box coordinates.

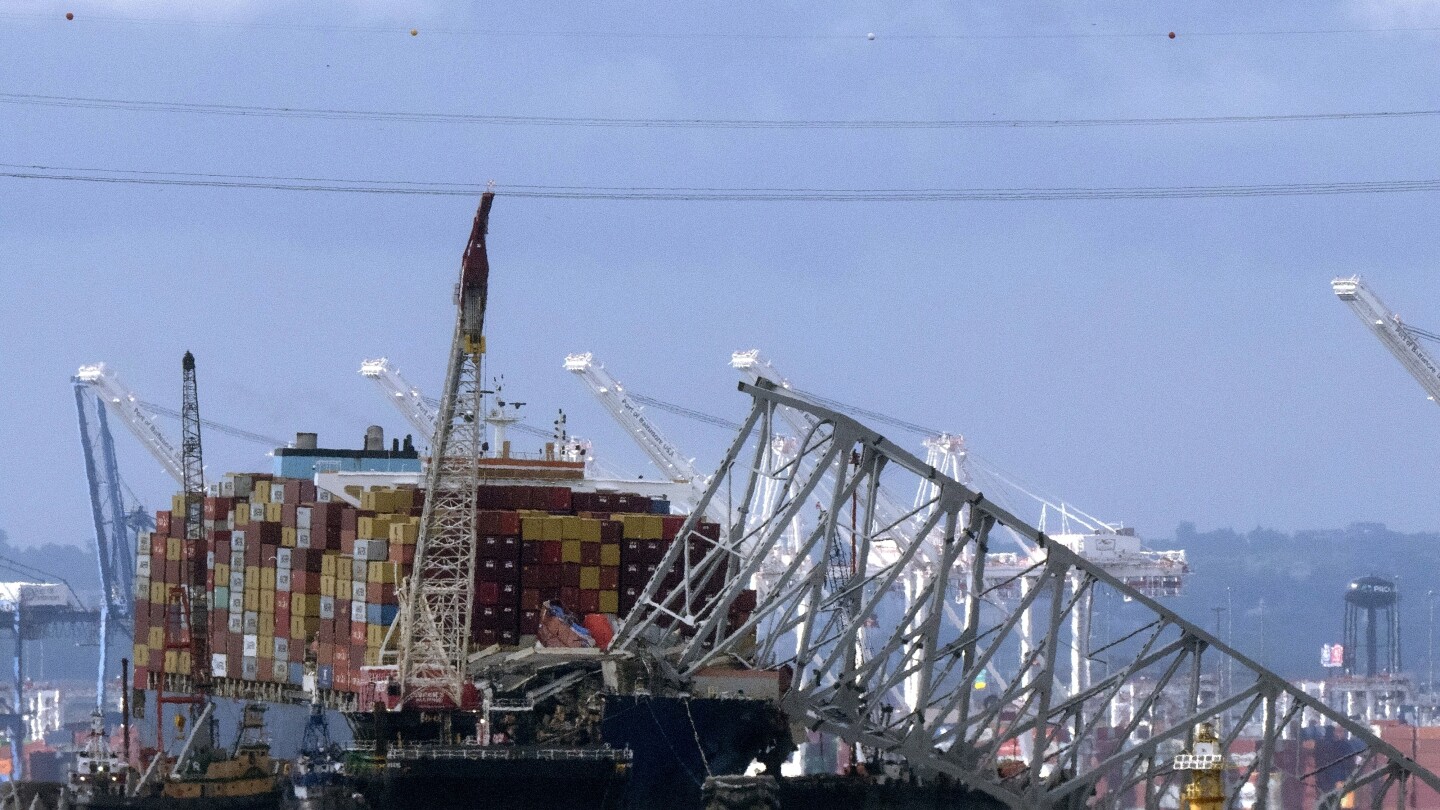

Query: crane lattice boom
[397,193,494,709]
[1333,275,1440,405]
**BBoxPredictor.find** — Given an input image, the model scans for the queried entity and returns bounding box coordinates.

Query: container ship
[129,434,785,809]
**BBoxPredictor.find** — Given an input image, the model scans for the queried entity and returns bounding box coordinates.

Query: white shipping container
[243,611,259,634]
[351,559,368,580]
[230,551,245,570]
[319,595,335,619]
[269,486,284,504]
[136,557,152,576]
[241,657,259,680]
[219,479,235,497]
[228,614,243,634]
[296,529,311,549]
[229,594,244,614]
[242,634,258,657]
[350,601,367,623]
[231,531,246,551]
[317,488,333,503]
[272,659,288,681]
[276,569,292,592]
[296,506,312,530]
[249,503,266,521]
[229,572,245,592]
[351,582,367,602]
[276,548,292,569]
[211,653,227,677]
[273,637,289,660]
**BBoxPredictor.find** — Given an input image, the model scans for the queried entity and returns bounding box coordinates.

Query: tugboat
[289,680,350,810]
[68,710,132,803]
[74,702,282,810]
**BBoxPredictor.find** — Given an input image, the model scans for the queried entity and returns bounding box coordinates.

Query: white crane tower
[75,364,187,483]
[1332,276,1440,405]
[359,358,439,441]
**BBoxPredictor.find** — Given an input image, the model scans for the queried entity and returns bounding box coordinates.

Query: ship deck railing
[380,744,632,763]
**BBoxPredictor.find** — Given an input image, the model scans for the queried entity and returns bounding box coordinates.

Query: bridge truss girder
[615,380,1440,809]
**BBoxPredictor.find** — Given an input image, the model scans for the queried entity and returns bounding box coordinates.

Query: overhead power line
[5,162,1440,202]
[6,92,1440,130]
[5,12,1440,40]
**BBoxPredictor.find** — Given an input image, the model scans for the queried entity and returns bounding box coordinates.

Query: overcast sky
[4,1,1440,551]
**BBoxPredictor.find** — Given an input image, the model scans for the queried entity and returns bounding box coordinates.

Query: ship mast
[397,192,494,709]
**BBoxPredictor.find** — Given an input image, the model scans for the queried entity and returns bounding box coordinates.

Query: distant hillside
[0,528,101,597]
[1165,521,1440,682]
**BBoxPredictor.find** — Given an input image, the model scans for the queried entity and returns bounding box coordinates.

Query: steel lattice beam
[616,380,1440,809]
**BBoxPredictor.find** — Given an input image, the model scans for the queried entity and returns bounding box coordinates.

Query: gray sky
[4,1,1440,550]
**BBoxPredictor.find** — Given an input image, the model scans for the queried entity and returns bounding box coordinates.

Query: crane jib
[459,192,494,343]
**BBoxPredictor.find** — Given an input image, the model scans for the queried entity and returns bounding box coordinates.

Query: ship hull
[349,752,629,810]
[75,790,281,810]
[600,694,791,810]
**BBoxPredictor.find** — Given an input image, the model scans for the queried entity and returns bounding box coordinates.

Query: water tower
[1343,576,1401,677]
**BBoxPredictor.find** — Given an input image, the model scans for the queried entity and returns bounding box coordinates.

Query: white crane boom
[1333,276,1440,405]
[74,363,184,484]
[563,353,713,512]
[360,358,439,440]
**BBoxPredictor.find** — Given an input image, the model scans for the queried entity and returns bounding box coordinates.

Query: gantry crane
[359,358,439,442]
[563,353,724,520]
[396,192,494,709]
[1332,276,1440,405]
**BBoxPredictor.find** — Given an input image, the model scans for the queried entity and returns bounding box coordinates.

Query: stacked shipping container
[131,476,737,697]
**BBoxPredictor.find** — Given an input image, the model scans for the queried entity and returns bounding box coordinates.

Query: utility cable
[7,163,1440,202]
[7,91,1440,130]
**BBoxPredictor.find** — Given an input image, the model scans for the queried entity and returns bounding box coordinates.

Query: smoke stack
[295,432,318,450]
[364,425,385,452]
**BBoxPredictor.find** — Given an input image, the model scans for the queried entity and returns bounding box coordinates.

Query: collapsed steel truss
[616,380,1440,809]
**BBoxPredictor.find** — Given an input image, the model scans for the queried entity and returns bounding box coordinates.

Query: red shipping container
[341,510,359,532]
[580,544,601,566]
[151,533,168,556]
[292,571,315,592]
[477,511,522,536]
[283,480,316,503]
[576,590,600,614]
[521,589,542,611]
[559,586,581,607]
[275,607,290,628]
[204,497,234,520]
[499,629,519,646]
[561,563,582,588]
[366,582,396,604]
[155,511,172,536]
[523,564,560,589]
[312,503,345,527]
[521,543,540,565]
[600,520,622,541]
[293,549,323,573]
[697,522,721,541]
[539,541,563,565]
[475,628,498,647]
[661,516,685,540]
[519,609,540,634]
[599,567,619,590]
[389,545,415,566]
[544,486,572,511]
[499,581,519,601]
[476,581,501,606]
[350,624,367,645]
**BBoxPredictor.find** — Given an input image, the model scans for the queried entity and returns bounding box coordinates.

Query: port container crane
[396,192,494,709]
[1332,276,1440,406]
[359,358,440,441]
[562,353,723,520]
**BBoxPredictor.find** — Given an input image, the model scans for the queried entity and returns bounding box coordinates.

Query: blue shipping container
[289,661,304,685]
[317,665,334,689]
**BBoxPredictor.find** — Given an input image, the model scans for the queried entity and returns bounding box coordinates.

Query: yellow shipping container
[260,591,275,613]
[133,643,149,666]
[521,518,544,542]
[166,537,182,561]
[579,566,600,591]
[620,514,643,540]
[233,503,249,527]
[359,490,377,511]
[291,615,320,638]
[320,575,336,597]
[600,544,621,567]
[598,591,619,614]
[215,563,230,583]
[163,650,178,674]
[265,502,283,523]
[258,613,275,636]
[148,626,164,649]
[254,480,272,502]
[244,589,258,612]
[542,517,565,541]
[292,594,320,617]
[260,569,276,591]
[367,624,385,648]
[281,527,297,548]
[246,566,260,584]
[321,554,337,577]
[392,488,415,510]
[578,519,603,542]
[389,519,419,545]
[562,541,582,564]
[368,562,397,584]
[364,648,384,666]
[150,582,167,603]
[171,494,186,515]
